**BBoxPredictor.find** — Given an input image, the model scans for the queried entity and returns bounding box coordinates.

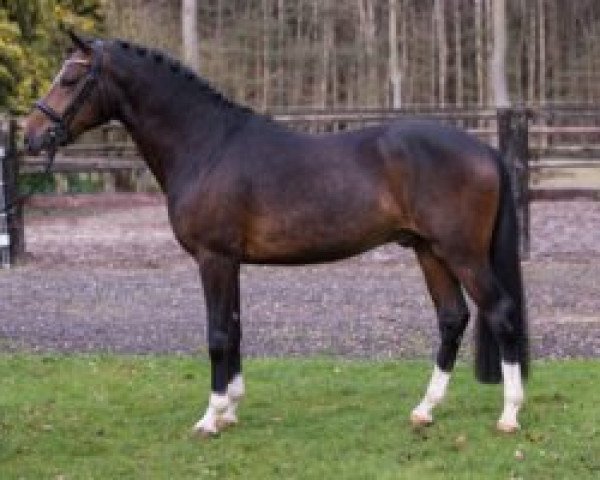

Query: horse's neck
[113,72,242,194]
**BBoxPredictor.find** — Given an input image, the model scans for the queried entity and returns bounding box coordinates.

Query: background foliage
[0,0,103,113]
[4,1,600,112]
[105,0,600,110]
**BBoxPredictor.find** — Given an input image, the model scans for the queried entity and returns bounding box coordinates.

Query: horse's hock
[0,116,25,268]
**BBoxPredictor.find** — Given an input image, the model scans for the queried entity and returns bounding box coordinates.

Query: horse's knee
[436,307,469,371]
[484,296,524,365]
[438,307,469,345]
[485,297,516,339]
[208,330,230,360]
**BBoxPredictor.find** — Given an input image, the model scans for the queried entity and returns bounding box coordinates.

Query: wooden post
[0,116,10,268]
[0,116,25,267]
[497,108,530,258]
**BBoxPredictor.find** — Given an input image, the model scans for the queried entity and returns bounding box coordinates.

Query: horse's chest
[169,197,245,258]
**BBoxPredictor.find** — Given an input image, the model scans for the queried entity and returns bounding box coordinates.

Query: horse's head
[24,31,106,156]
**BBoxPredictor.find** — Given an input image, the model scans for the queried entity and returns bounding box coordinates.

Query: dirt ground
[1,193,599,360]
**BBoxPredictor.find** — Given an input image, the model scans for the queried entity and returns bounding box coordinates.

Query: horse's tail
[475,150,529,384]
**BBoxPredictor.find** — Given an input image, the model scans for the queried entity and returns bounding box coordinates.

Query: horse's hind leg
[411,245,469,427]
[448,259,524,432]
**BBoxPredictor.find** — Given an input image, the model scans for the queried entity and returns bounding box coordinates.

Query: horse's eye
[60,76,80,87]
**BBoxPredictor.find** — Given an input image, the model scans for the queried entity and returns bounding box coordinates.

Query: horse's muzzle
[23,131,45,156]
[24,128,65,156]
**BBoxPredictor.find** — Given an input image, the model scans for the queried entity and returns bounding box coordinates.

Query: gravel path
[1,194,599,360]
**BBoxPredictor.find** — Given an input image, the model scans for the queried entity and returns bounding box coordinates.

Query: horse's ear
[67,29,92,53]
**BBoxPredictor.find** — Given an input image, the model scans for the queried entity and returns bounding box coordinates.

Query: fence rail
[3,106,600,266]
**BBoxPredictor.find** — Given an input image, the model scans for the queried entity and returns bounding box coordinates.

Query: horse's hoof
[192,426,220,439]
[410,412,433,428]
[216,416,238,430]
[192,420,221,439]
[496,421,520,434]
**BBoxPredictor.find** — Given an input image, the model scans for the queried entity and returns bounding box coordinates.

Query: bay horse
[24,32,528,436]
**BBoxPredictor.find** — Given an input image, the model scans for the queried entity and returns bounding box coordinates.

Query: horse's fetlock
[209,392,230,413]
[227,374,245,400]
[486,298,516,337]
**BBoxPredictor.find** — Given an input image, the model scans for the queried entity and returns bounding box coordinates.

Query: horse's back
[377,120,498,173]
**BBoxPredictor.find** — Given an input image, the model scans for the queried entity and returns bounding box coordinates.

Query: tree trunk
[538,0,546,106]
[454,0,463,107]
[402,0,411,104]
[389,0,402,108]
[215,0,223,81]
[475,0,485,106]
[528,1,536,104]
[278,0,285,106]
[262,0,270,111]
[181,0,200,72]
[434,0,447,107]
[321,0,333,108]
[490,0,509,107]
[292,0,304,107]
[358,0,378,106]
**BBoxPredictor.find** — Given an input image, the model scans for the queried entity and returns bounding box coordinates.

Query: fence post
[497,108,530,259]
[0,116,9,267]
[0,116,25,267]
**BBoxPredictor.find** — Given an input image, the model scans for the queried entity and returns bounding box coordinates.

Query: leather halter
[33,44,102,147]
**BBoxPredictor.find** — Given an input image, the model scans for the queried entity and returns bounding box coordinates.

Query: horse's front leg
[193,253,242,437]
[221,275,245,427]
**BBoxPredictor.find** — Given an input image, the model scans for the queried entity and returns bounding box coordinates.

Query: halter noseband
[33,44,102,147]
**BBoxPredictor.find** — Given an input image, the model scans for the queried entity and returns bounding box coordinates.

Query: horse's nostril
[23,133,41,155]
[23,134,33,152]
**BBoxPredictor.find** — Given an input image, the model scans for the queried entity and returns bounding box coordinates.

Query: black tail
[475,151,529,383]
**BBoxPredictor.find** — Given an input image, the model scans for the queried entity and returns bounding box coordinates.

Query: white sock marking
[412,365,451,423]
[223,374,245,424]
[498,361,524,430]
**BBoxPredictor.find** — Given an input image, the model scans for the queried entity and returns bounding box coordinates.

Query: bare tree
[528,1,536,104]
[538,0,546,106]
[107,0,600,110]
[321,0,333,108]
[454,0,463,106]
[489,0,509,107]
[434,0,447,107]
[389,0,402,107]
[475,0,485,106]
[182,0,200,72]
[401,0,410,103]
[263,0,270,110]
[358,0,377,106]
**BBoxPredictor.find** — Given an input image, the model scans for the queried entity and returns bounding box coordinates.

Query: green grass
[1,356,599,479]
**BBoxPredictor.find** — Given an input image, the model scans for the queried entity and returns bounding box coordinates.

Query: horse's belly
[242,214,397,265]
